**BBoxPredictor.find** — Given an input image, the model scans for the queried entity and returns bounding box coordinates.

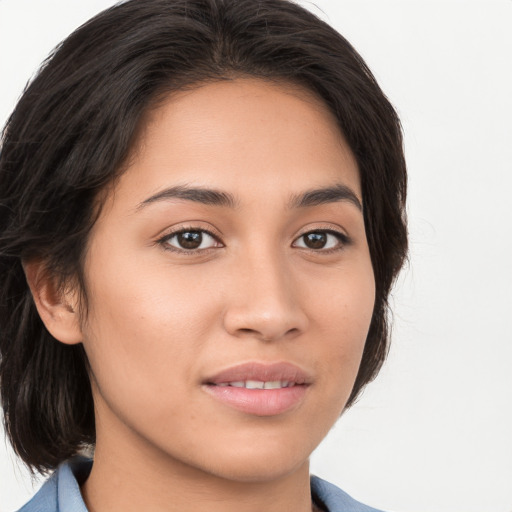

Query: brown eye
[303,232,327,249]
[177,231,203,249]
[163,230,219,251]
[293,230,346,251]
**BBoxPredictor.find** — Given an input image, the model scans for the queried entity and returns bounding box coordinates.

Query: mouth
[214,380,298,389]
[202,362,311,416]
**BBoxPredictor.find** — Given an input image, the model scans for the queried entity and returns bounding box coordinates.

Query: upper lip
[203,362,312,385]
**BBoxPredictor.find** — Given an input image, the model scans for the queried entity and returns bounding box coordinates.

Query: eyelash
[292,229,351,254]
[157,227,351,254]
[158,227,223,254]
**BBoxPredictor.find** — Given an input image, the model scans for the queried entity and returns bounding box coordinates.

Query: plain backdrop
[1,1,511,511]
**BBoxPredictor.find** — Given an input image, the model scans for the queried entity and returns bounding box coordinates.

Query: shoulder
[311,476,386,512]
[16,457,91,512]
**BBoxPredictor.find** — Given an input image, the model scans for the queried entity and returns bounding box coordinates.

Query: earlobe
[23,260,83,345]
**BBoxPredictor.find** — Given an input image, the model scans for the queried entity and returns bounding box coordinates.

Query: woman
[0,0,407,510]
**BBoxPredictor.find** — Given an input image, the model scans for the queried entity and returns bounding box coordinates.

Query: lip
[202,362,311,416]
[204,361,312,385]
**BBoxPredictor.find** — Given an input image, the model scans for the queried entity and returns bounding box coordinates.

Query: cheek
[311,255,375,340]
[308,258,375,396]
[79,246,220,412]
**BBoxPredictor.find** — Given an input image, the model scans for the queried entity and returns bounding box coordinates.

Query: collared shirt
[17,457,385,512]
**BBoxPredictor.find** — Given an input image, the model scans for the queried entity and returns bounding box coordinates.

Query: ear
[23,260,83,345]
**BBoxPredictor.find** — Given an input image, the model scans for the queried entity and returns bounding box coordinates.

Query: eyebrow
[290,184,362,211]
[137,185,237,210]
[137,183,362,211]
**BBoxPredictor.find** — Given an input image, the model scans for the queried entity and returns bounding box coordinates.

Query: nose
[222,251,309,342]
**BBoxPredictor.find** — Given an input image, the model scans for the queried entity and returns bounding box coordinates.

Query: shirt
[17,457,385,512]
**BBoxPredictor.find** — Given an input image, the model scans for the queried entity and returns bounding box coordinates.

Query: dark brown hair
[0,0,407,473]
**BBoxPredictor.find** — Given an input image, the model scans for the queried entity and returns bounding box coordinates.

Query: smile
[203,362,311,416]
[215,380,297,389]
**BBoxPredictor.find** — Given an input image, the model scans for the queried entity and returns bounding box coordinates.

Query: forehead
[106,78,361,212]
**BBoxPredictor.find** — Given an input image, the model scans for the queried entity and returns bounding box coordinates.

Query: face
[78,78,375,482]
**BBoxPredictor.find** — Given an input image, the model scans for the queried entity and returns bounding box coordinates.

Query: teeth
[246,380,265,389]
[216,380,295,389]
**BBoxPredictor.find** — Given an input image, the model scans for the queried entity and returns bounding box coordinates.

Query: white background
[1,1,511,511]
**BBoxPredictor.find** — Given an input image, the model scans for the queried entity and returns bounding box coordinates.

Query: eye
[293,230,347,251]
[161,229,221,251]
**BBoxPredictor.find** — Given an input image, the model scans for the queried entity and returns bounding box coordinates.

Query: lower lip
[203,385,308,416]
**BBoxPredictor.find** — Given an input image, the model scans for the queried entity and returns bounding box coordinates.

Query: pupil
[305,232,326,249]
[178,231,202,249]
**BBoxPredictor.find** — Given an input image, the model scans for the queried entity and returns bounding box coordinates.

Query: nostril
[235,326,301,342]
[222,294,309,342]
[238,328,257,335]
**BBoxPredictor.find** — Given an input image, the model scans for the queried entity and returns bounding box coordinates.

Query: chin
[205,453,309,484]
[188,434,315,483]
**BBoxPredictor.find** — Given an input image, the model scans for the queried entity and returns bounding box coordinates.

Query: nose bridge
[223,244,307,341]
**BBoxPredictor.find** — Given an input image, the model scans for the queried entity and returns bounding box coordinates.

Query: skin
[29,79,375,512]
